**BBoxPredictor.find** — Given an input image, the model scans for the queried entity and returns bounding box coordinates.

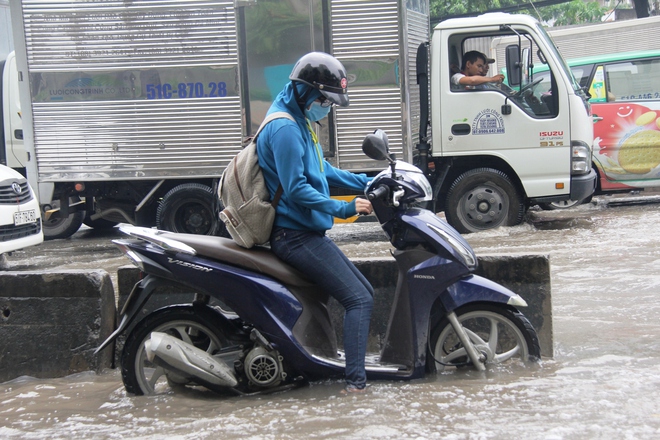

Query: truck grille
[0,182,34,204]
[0,220,42,242]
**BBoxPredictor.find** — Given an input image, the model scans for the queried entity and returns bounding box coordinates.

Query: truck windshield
[535,24,582,94]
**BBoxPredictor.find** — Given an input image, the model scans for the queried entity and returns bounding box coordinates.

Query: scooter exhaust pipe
[144,332,238,388]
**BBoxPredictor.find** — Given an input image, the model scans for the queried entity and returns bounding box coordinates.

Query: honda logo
[11,183,22,195]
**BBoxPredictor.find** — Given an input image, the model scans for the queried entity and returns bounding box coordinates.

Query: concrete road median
[0,270,116,383]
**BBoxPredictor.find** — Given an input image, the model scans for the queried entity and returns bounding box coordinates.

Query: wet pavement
[1,193,660,439]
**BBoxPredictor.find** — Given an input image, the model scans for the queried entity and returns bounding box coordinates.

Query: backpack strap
[271,185,284,208]
[252,111,295,140]
[252,111,294,207]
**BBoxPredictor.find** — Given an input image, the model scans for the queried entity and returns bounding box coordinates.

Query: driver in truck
[451,50,505,90]
[479,54,496,76]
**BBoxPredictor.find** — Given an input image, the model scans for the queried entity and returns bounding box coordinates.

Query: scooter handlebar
[367,185,389,201]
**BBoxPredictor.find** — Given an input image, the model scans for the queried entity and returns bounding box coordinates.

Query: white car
[0,164,43,258]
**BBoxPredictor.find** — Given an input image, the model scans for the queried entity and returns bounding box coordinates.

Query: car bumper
[0,223,44,254]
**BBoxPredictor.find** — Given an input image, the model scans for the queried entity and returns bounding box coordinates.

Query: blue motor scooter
[97,130,540,395]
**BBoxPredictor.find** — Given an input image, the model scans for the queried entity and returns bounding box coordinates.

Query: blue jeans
[270,228,374,388]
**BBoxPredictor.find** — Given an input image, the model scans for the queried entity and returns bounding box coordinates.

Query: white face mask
[305,100,332,121]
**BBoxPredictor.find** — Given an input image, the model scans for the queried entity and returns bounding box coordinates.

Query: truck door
[439,31,573,201]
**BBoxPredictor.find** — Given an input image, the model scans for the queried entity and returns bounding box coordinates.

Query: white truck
[6,0,595,238]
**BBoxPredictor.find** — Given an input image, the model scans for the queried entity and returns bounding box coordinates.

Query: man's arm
[458,73,505,86]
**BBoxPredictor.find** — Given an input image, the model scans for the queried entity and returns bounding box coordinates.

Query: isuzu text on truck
[6,0,595,238]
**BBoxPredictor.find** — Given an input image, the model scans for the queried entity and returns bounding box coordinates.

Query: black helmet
[289,52,349,107]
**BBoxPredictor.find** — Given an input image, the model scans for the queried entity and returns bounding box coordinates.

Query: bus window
[605,58,660,102]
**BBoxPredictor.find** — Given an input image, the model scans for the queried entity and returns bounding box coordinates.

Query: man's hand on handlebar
[355,197,373,215]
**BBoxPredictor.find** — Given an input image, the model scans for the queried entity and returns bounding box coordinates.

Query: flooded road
[2,194,660,439]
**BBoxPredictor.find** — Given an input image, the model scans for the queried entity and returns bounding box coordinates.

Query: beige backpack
[218,112,294,248]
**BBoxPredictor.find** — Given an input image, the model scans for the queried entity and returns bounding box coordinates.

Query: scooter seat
[159,232,315,287]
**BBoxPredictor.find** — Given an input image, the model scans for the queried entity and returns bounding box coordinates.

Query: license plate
[14,209,37,226]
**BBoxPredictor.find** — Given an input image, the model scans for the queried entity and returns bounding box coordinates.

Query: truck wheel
[445,168,524,234]
[157,183,219,235]
[42,197,85,240]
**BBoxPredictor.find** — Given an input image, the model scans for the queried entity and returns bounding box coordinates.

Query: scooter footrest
[311,354,405,374]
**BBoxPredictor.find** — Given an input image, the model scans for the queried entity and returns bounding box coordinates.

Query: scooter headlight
[427,224,478,269]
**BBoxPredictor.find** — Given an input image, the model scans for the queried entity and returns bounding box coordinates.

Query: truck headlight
[571,141,592,175]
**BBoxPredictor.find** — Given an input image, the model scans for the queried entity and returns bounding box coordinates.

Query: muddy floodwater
[2,194,660,439]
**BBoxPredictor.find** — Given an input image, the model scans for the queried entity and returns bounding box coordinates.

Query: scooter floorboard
[312,353,406,374]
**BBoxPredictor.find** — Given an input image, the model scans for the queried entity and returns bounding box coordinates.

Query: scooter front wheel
[429,303,540,372]
[121,305,230,395]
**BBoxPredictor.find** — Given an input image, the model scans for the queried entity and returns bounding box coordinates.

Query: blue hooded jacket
[256,82,370,232]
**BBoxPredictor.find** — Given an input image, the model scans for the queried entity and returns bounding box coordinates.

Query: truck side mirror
[506,44,521,87]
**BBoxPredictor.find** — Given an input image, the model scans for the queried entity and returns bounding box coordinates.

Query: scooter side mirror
[362,129,394,163]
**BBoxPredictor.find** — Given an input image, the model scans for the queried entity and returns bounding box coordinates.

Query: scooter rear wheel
[429,303,540,372]
[121,305,230,395]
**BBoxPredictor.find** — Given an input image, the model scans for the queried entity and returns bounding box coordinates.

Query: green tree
[430,0,516,18]
[536,0,608,25]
